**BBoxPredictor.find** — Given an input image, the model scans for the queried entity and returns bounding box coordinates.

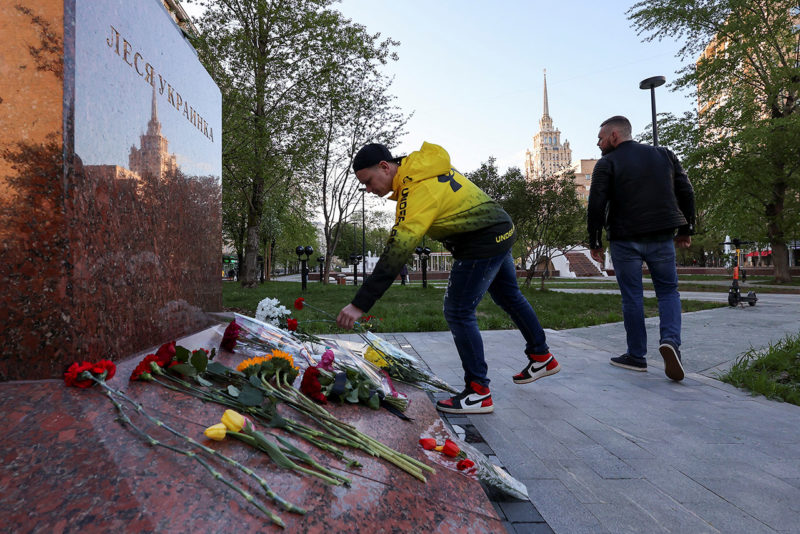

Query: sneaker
[610,353,647,372]
[513,353,561,384]
[436,381,494,414]
[659,341,685,381]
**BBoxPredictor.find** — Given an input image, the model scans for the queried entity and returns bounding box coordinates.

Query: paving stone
[624,459,725,504]
[498,500,545,523]
[694,475,800,531]
[681,495,778,534]
[511,522,555,534]
[521,479,610,534]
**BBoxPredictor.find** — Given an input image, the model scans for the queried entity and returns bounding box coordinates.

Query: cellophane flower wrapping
[310,337,409,412]
[360,332,459,394]
[231,313,316,371]
[420,421,529,501]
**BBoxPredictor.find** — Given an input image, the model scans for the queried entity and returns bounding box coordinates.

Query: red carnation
[441,439,461,458]
[130,354,159,381]
[299,367,327,404]
[419,438,437,450]
[64,361,94,388]
[293,297,305,310]
[155,341,176,366]
[91,360,116,381]
[287,318,298,331]
[221,320,240,351]
[457,459,475,470]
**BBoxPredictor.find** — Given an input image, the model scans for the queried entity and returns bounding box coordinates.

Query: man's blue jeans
[443,251,549,387]
[609,239,681,359]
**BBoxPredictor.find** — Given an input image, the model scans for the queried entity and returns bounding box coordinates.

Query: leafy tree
[309,62,407,284]
[628,0,800,282]
[190,0,394,287]
[638,111,728,266]
[468,160,585,287]
[513,172,585,288]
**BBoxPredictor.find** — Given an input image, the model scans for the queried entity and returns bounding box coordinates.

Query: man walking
[337,141,560,413]
[587,116,695,381]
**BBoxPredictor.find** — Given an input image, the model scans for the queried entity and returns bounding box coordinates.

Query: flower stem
[102,389,288,527]
[96,379,306,516]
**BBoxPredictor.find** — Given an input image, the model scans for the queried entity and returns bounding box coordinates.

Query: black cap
[353,143,401,172]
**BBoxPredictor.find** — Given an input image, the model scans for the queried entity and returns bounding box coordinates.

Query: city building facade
[524,70,572,181]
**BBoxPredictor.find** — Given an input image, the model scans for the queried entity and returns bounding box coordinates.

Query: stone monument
[0,0,222,380]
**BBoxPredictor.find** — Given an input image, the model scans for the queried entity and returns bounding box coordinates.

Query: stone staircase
[565,251,604,276]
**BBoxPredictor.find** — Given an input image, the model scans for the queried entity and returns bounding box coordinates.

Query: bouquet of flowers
[221,312,316,369]
[360,332,458,394]
[299,345,409,413]
[418,426,529,501]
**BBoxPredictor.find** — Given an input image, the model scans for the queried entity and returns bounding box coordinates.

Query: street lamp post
[349,253,362,286]
[359,187,366,282]
[295,245,313,291]
[639,75,665,146]
[316,256,325,283]
[414,246,431,288]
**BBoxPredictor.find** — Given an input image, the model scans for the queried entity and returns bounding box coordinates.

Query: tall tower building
[129,86,178,179]
[525,70,572,180]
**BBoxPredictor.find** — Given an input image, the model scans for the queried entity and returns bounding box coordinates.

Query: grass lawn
[722,332,800,406]
[541,279,800,294]
[223,280,723,335]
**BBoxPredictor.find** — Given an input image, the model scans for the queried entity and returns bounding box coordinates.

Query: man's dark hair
[600,116,632,137]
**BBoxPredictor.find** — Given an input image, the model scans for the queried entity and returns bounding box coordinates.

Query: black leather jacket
[587,140,695,249]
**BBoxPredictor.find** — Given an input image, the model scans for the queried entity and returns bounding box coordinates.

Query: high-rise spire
[147,84,161,136]
[542,69,550,118]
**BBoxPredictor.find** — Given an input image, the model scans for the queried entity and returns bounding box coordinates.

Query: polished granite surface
[1,326,504,533]
[1,0,222,380]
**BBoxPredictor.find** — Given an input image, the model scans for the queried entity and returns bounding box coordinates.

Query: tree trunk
[766,176,790,282]
[772,241,791,282]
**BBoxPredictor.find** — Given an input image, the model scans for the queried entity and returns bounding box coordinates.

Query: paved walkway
[379,291,800,533]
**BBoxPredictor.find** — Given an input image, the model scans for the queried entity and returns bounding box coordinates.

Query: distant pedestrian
[399,264,408,285]
[587,116,695,381]
[337,141,560,413]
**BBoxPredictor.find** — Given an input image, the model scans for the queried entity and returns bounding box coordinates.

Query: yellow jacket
[352,142,514,312]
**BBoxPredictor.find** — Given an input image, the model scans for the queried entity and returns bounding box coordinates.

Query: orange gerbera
[236,355,270,372]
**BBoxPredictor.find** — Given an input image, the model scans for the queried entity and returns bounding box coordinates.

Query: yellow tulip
[221,409,247,432]
[204,423,227,441]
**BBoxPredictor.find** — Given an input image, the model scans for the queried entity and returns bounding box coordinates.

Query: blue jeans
[443,251,549,387]
[609,239,681,359]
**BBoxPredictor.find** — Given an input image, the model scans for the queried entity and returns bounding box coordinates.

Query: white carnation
[255,297,290,326]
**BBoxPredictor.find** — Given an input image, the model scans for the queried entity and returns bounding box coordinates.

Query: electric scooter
[720,239,758,307]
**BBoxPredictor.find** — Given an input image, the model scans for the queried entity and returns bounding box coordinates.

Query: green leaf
[251,431,298,470]
[190,350,208,374]
[227,385,241,397]
[175,345,191,363]
[275,435,313,464]
[239,384,265,406]
[169,363,197,377]
[367,392,380,410]
[209,347,217,361]
[345,387,360,404]
[207,361,235,376]
[196,376,214,387]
